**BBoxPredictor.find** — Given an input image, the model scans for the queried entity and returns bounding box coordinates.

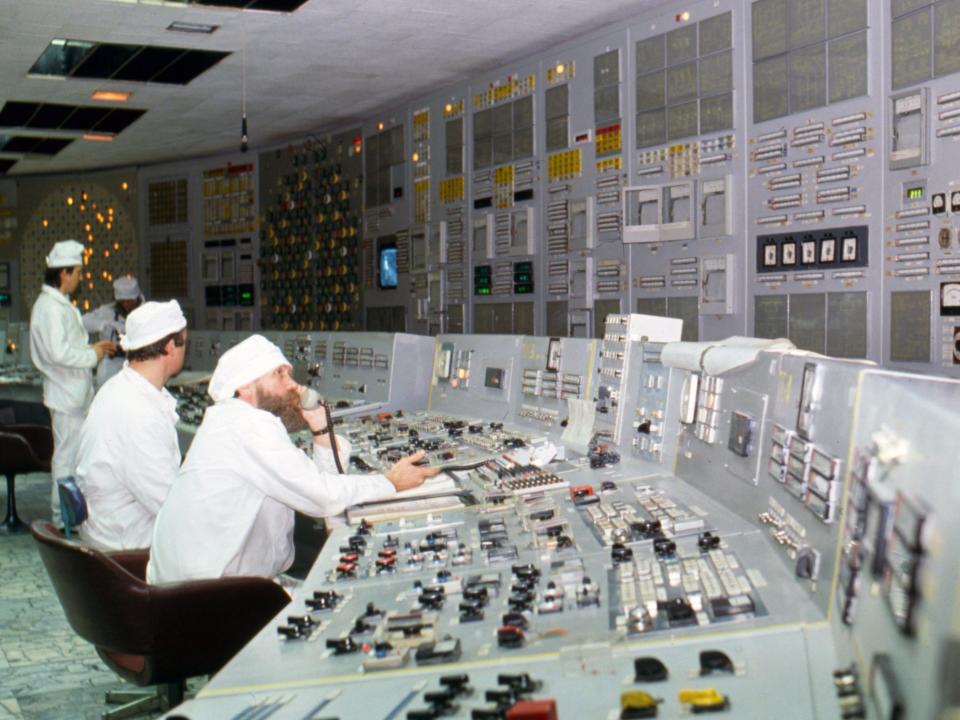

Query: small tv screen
[378,245,398,289]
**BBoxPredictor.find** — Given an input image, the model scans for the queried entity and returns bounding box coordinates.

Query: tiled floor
[0,472,171,720]
[0,472,323,720]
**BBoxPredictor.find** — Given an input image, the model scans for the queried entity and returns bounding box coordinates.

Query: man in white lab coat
[82,275,143,388]
[75,300,187,550]
[30,240,117,523]
[147,335,438,583]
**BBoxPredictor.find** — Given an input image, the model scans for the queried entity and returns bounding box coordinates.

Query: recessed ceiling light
[91,90,131,102]
[167,20,219,34]
[83,132,114,142]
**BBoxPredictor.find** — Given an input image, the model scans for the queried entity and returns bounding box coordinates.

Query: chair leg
[102,692,161,720]
[102,680,186,719]
[0,474,25,535]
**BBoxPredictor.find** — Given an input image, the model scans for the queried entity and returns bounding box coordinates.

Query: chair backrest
[30,520,156,654]
[0,424,53,475]
[31,519,292,686]
[57,477,88,538]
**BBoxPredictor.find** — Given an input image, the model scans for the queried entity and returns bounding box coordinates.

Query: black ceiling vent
[0,136,74,156]
[0,102,145,135]
[30,39,229,85]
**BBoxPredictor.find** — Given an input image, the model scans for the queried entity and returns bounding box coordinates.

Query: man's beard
[256,385,307,433]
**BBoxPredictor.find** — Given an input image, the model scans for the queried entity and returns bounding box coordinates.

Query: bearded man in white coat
[82,275,143,388]
[75,300,187,550]
[147,335,439,584]
[29,240,117,523]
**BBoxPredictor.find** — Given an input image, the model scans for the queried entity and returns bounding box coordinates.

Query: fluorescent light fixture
[91,90,131,102]
[83,132,114,142]
[167,20,219,34]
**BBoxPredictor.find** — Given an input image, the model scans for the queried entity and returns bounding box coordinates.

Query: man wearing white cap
[82,275,144,388]
[30,240,117,523]
[75,301,188,550]
[148,334,438,584]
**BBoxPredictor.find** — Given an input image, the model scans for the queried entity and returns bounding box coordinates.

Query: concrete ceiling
[0,0,677,176]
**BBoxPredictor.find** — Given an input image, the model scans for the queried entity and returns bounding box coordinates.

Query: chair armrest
[107,550,149,580]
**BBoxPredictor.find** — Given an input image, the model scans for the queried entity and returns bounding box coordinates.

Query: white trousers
[50,410,85,523]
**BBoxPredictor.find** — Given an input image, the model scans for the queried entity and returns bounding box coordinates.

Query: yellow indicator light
[556,63,565,75]
[42,219,49,227]
[377,122,385,131]
[84,223,91,232]
[121,181,129,191]
[66,197,74,206]
[444,103,453,112]
[113,243,119,250]
[676,10,690,21]
[412,152,419,162]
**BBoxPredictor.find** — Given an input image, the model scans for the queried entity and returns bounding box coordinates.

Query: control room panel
[159,317,960,720]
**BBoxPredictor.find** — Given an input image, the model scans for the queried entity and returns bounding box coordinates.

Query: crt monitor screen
[378,245,398,289]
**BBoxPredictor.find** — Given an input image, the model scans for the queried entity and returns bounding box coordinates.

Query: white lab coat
[147,398,395,583]
[82,303,126,387]
[30,285,98,520]
[30,285,97,413]
[75,365,181,551]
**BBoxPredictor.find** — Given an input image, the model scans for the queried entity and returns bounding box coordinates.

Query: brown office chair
[31,521,291,718]
[0,424,52,534]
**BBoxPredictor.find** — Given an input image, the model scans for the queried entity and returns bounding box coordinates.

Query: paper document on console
[562,398,595,456]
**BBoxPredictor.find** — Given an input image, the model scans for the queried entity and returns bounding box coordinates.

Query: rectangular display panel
[699,11,732,54]
[892,10,932,89]
[826,292,868,359]
[753,0,788,60]
[829,32,868,103]
[890,291,931,362]
[378,245,398,289]
[830,0,868,36]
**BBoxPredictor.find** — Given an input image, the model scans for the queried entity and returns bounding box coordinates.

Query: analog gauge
[941,282,960,316]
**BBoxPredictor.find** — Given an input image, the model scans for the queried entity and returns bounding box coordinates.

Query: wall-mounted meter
[623,186,660,243]
[890,89,928,171]
[700,176,733,237]
[660,181,695,242]
[472,213,494,260]
[700,254,735,315]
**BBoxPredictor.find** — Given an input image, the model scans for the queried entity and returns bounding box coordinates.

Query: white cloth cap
[45,239,85,268]
[208,334,290,403]
[114,276,141,300]
[120,300,187,351]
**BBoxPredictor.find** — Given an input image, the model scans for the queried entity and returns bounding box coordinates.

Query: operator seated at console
[147,334,438,585]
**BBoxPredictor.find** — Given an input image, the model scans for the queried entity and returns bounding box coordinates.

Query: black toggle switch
[287,615,314,630]
[406,708,439,720]
[634,656,669,682]
[325,637,358,654]
[497,625,525,648]
[470,708,506,720]
[484,688,515,707]
[612,543,634,563]
[439,674,471,695]
[351,616,372,635]
[501,611,529,630]
[365,602,383,617]
[698,532,721,552]
[699,650,735,675]
[277,625,302,639]
[653,538,677,558]
[496,673,541,694]
[423,689,457,710]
